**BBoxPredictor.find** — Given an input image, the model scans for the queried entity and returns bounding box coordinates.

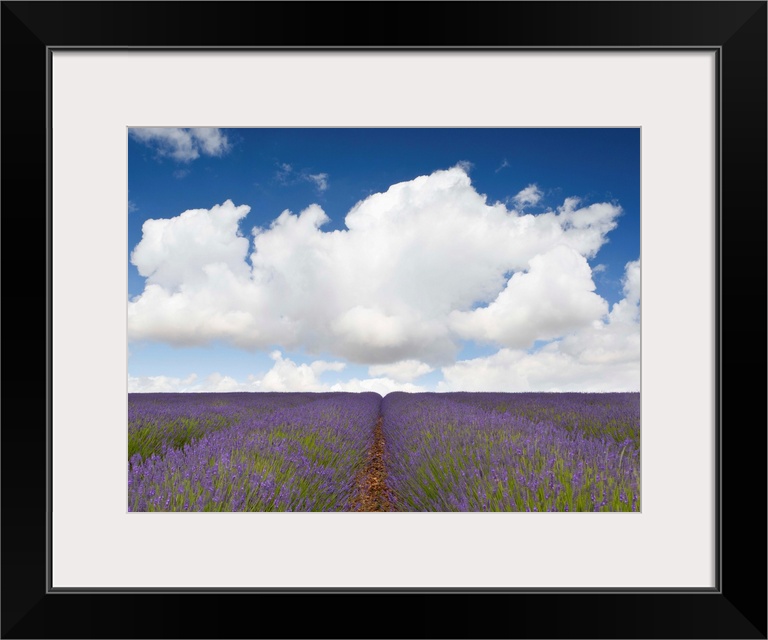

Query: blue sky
[128,128,640,394]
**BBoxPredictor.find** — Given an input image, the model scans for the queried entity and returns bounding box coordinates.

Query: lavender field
[128,391,639,512]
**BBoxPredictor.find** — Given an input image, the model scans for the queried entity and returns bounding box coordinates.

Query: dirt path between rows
[351,416,394,512]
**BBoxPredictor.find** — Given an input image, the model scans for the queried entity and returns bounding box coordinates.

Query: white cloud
[128,166,623,366]
[130,200,252,291]
[127,351,420,395]
[610,259,640,321]
[449,245,608,348]
[275,163,293,183]
[439,259,640,392]
[129,259,639,394]
[259,350,345,392]
[368,359,434,382]
[190,128,230,156]
[455,160,473,173]
[130,127,230,162]
[275,163,330,192]
[128,373,199,393]
[305,173,329,192]
[512,183,543,208]
[129,371,254,394]
[331,377,426,395]
[437,345,639,392]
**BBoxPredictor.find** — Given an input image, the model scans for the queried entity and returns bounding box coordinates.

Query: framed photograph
[125,125,642,517]
[3,2,765,638]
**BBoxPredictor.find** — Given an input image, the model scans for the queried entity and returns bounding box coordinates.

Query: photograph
[2,0,763,634]
[127,127,640,513]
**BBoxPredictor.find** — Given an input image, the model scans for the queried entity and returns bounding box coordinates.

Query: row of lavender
[128,391,640,512]
[129,392,331,462]
[382,392,640,512]
[128,392,381,511]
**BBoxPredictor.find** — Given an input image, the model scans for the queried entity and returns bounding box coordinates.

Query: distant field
[128,391,639,512]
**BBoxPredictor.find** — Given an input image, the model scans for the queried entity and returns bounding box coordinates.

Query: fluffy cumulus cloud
[130,201,252,290]
[129,166,628,382]
[130,127,230,162]
[511,183,543,208]
[438,259,640,392]
[449,245,608,348]
[259,350,345,392]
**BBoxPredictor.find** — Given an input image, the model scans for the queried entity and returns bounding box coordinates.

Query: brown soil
[351,416,393,512]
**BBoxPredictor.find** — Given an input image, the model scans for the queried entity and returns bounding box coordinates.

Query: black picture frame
[2,2,765,638]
